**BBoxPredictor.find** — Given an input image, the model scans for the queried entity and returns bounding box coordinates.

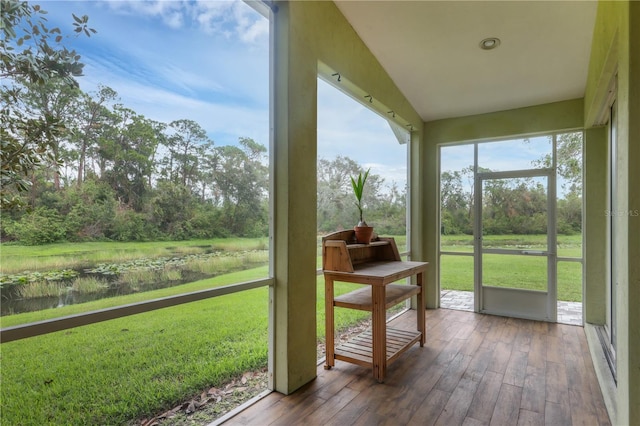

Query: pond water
[0,270,210,316]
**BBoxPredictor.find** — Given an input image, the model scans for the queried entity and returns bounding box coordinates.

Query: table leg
[417,272,425,346]
[324,276,335,369]
[372,285,386,382]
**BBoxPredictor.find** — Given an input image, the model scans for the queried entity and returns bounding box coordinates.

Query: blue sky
[441,136,553,173]
[43,0,408,189]
[46,0,269,146]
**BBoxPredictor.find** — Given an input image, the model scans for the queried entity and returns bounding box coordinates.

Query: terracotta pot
[354,225,374,244]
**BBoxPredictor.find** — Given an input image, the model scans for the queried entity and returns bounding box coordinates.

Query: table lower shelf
[333,326,422,368]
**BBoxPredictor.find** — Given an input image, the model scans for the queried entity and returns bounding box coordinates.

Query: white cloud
[105,0,187,28]
[103,0,267,45]
[80,62,269,147]
[164,11,185,29]
[231,1,269,43]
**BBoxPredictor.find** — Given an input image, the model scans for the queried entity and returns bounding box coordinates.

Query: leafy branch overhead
[1,0,95,209]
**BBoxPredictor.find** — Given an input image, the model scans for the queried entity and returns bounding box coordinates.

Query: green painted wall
[583,126,608,326]
[425,99,584,145]
[272,1,423,394]
[583,1,640,423]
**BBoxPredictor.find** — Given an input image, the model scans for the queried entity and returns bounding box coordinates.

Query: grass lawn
[0,234,581,424]
[1,286,269,425]
[440,234,583,302]
[1,267,270,425]
[0,268,372,425]
[0,238,269,274]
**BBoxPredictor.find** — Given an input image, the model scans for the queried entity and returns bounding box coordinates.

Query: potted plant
[350,168,374,244]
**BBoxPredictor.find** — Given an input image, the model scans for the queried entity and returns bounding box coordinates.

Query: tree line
[0,2,271,244]
[1,78,273,243]
[0,1,407,246]
[440,133,583,236]
[2,2,579,246]
[1,76,405,244]
[317,156,406,236]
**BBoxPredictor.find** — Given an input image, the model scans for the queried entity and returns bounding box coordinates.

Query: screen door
[475,170,557,321]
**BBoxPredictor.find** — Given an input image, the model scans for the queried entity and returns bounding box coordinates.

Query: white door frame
[474,168,558,322]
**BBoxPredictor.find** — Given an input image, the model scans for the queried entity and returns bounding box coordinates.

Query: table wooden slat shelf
[334,327,422,368]
[322,230,428,382]
[334,284,421,310]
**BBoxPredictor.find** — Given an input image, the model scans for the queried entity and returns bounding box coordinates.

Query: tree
[532,133,583,196]
[165,119,212,189]
[1,0,95,209]
[367,181,406,235]
[317,156,361,232]
[439,166,474,235]
[316,157,396,234]
[98,105,158,210]
[213,138,268,236]
[19,78,82,192]
[69,86,118,186]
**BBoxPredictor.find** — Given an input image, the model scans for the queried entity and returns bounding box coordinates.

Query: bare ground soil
[138,318,373,426]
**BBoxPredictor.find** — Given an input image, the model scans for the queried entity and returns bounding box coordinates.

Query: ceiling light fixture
[480,37,501,50]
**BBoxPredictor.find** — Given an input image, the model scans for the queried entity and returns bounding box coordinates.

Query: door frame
[473,168,557,321]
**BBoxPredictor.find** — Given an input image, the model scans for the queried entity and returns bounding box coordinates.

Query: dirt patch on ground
[137,369,269,426]
[137,318,374,426]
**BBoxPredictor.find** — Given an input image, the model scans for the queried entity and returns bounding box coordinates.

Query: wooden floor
[223,308,611,426]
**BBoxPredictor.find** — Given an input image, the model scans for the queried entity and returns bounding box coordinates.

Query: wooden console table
[322,230,428,382]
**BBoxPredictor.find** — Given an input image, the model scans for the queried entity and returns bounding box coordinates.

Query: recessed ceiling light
[480,37,501,50]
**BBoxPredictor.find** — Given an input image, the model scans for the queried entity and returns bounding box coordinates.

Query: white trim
[317,62,416,133]
[585,324,618,425]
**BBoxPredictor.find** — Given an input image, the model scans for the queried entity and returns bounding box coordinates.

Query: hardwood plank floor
[223,309,610,426]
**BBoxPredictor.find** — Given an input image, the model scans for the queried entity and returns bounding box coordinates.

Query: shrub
[187,207,227,238]
[7,207,66,245]
[109,208,153,241]
[59,180,118,241]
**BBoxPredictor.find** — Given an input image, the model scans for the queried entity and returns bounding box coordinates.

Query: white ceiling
[334,1,598,122]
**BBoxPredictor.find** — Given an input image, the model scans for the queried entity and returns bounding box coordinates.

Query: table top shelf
[322,230,401,273]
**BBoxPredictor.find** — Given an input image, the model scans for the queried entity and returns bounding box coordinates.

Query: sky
[441,136,553,173]
[43,0,408,190]
[39,1,573,195]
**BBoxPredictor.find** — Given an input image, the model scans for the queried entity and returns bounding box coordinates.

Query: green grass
[0,238,269,274]
[16,281,66,299]
[1,287,270,426]
[440,254,582,302]
[0,234,581,424]
[439,234,583,302]
[0,267,378,425]
[71,276,110,294]
[0,238,375,425]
